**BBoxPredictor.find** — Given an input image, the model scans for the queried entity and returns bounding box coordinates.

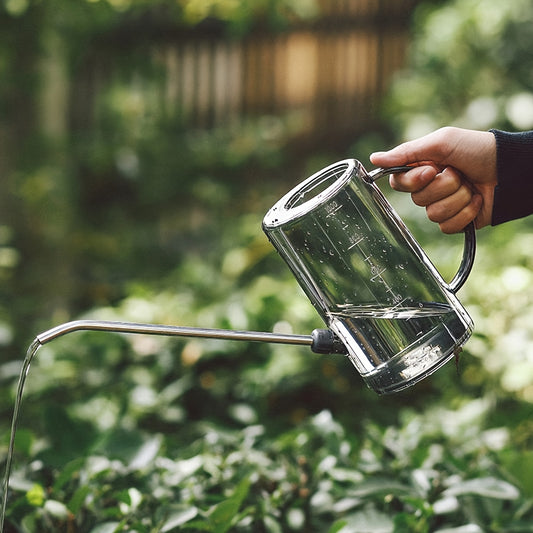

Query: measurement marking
[386,288,403,304]
[348,237,364,249]
[370,267,387,281]
[325,204,343,217]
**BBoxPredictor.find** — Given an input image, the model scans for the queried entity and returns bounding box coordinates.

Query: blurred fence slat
[67,1,418,148]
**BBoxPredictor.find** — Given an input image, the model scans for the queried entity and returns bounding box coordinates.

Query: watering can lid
[263,159,362,229]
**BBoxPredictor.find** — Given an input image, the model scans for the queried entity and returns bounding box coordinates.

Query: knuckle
[411,193,426,207]
[389,176,402,190]
[438,126,460,140]
[462,200,481,222]
[439,168,461,189]
[440,126,456,135]
[425,205,441,223]
[439,222,457,234]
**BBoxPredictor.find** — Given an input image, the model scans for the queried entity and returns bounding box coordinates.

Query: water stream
[1,339,42,532]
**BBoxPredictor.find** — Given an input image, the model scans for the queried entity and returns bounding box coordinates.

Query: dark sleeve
[490,129,533,225]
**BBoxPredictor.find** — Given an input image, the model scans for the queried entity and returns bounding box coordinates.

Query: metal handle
[447,221,476,293]
[368,166,476,294]
[367,166,414,182]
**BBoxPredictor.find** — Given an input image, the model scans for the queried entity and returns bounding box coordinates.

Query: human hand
[370,127,497,233]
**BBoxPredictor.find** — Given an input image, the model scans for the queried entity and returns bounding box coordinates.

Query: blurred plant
[179,0,320,32]
[3,203,533,531]
[384,0,533,138]
[4,386,533,531]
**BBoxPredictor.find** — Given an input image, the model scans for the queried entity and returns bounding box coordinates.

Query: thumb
[369,146,422,168]
[369,151,387,164]
[370,129,456,168]
[370,143,436,168]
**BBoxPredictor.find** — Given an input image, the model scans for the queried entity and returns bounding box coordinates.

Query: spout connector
[311,329,348,354]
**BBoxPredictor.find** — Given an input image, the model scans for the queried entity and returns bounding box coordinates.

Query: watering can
[263,159,475,394]
[34,159,475,395]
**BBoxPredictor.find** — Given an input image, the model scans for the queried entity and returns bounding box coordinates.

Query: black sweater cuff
[491,129,533,225]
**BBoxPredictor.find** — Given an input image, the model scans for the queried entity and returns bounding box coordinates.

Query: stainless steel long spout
[35,320,347,354]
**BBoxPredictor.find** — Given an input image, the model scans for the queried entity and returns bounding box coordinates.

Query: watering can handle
[368,166,476,294]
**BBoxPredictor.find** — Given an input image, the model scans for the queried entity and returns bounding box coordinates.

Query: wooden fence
[1,0,422,351]
[66,0,419,149]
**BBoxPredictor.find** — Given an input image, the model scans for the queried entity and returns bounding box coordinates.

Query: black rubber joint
[310,329,348,355]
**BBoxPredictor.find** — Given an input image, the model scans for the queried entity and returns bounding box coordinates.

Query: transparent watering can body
[263,159,475,394]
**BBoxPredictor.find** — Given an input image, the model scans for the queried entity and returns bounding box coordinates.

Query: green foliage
[179,0,320,31]
[385,0,533,137]
[4,370,533,531]
[2,0,319,35]
[3,209,533,531]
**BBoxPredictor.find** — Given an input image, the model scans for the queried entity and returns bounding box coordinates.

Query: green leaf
[394,511,429,533]
[95,426,150,463]
[128,435,162,470]
[181,520,213,531]
[13,428,35,457]
[328,520,348,533]
[501,450,533,497]
[26,483,45,507]
[443,477,520,500]
[89,523,121,533]
[68,484,91,515]
[160,506,199,531]
[208,478,251,533]
[349,479,413,499]
[53,457,86,492]
[44,499,70,519]
[263,515,283,533]
[341,506,394,533]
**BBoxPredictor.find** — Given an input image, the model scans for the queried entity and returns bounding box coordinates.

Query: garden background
[2,0,533,531]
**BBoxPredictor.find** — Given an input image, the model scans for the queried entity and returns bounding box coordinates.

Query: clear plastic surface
[263,159,473,394]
